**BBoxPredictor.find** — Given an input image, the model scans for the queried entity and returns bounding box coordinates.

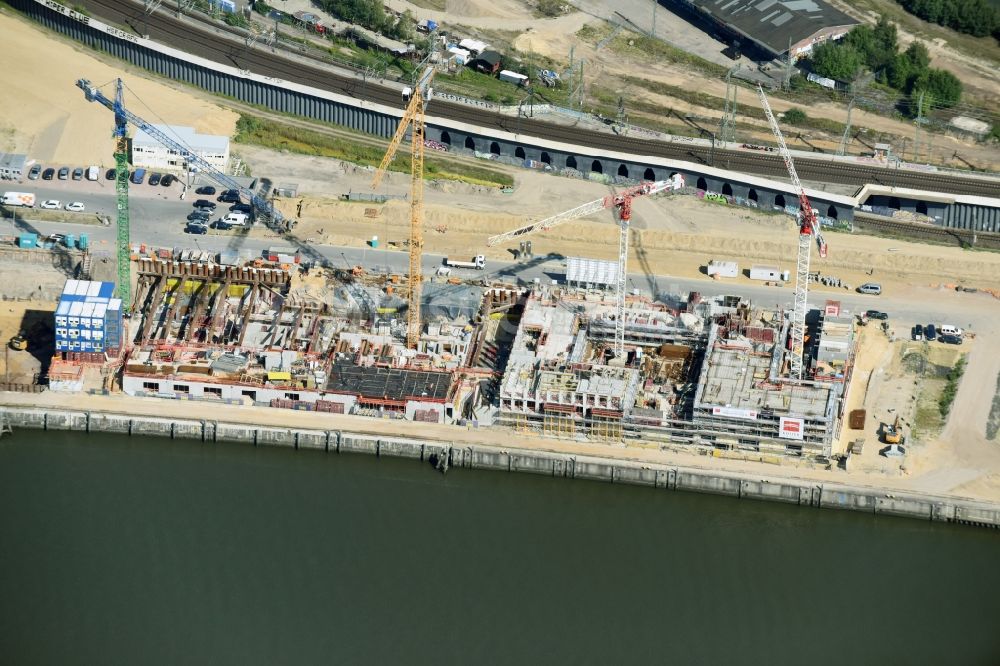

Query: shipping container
[18,233,38,248]
[707,261,739,278]
[498,69,528,86]
[749,264,782,281]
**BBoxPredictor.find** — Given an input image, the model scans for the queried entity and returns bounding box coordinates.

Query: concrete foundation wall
[3,404,999,529]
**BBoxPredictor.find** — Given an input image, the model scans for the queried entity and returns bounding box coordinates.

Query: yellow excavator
[882,414,903,444]
[8,334,26,351]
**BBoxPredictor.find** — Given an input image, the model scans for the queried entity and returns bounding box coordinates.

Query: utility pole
[913,91,925,163]
[615,96,628,135]
[783,37,793,90]
[651,0,657,38]
[718,65,739,144]
[837,96,855,156]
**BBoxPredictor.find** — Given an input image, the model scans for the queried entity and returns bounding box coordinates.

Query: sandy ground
[240,144,1000,292]
[0,11,238,163]
[0,300,57,384]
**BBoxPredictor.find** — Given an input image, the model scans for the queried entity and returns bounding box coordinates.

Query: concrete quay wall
[4,406,1000,529]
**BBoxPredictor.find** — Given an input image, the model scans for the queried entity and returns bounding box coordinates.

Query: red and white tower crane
[755,84,828,380]
[487,176,683,358]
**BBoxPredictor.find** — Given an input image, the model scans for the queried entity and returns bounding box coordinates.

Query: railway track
[70,0,1000,198]
[853,212,1000,251]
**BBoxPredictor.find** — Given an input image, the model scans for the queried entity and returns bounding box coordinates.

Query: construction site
[19,60,869,461]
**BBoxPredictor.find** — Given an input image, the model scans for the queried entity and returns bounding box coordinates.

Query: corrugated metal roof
[672,0,857,55]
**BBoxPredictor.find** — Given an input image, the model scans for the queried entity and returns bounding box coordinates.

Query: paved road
[10,177,993,337]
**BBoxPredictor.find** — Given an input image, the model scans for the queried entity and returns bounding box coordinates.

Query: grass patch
[987,373,1000,440]
[577,25,728,78]
[234,114,513,187]
[1,208,105,226]
[616,75,849,138]
[939,355,967,418]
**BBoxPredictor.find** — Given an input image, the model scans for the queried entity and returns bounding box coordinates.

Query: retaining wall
[2,405,999,529]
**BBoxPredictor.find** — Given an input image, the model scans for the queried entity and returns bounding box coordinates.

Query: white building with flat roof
[131,124,230,173]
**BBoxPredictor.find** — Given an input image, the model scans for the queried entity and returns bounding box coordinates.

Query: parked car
[218,189,241,203]
[185,222,208,235]
[148,173,162,186]
[211,219,233,230]
[857,282,882,295]
[72,167,84,181]
[925,324,937,341]
[195,186,216,195]
[106,168,116,180]
[47,234,65,244]
[28,165,41,180]
[865,310,888,320]
[939,334,963,345]
[230,203,253,214]
[57,166,69,180]
[912,324,924,341]
[193,199,217,210]
[65,202,85,212]
[187,211,210,221]
[40,199,61,209]
[42,168,55,180]
[161,174,175,187]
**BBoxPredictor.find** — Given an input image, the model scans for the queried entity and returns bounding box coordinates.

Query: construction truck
[443,255,486,270]
[882,414,904,445]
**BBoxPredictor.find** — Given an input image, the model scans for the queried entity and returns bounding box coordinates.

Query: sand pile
[0,11,238,163]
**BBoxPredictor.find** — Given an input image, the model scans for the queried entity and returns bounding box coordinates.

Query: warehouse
[666,0,859,61]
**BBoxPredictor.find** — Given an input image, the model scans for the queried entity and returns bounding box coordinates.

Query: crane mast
[488,178,680,358]
[372,63,436,349]
[111,79,131,307]
[755,84,827,380]
[78,78,288,310]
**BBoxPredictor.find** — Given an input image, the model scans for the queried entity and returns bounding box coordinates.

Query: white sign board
[566,257,618,287]
[779,416,805,440]
[712,406,758,420]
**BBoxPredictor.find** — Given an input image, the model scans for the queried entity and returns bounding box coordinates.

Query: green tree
[783,108,808,124]
[921,68,963,107]
[885,53,914,89]
[809,42,862,81]
[538,0,564,16]
[903,41,930,70]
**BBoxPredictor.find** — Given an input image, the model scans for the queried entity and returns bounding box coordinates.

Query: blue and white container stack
[53,280,123,354]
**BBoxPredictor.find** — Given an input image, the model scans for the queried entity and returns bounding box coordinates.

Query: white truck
[2,192,36,208]
[86,166,100,181]
[443,255,486,270]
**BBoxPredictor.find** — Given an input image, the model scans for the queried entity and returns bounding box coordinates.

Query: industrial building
[131,124,230,172]
[665,0,859,61]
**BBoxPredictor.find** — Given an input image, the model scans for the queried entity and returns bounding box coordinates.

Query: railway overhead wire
[73,0,1000,198]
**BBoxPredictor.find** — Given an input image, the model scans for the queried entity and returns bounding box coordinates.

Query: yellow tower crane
[372,65,436,349]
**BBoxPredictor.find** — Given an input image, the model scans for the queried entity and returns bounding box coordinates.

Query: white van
[223,212,249,227]
[939,325,963,337]
[857,282,882,295]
